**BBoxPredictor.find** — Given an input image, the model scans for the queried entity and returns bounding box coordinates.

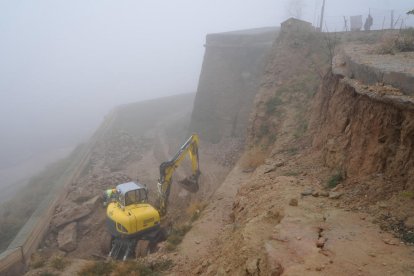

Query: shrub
[377,29,414,54]
[50,256,68,271]
[285,171,300,177]
[113,259,173,276]
[112,261,153,276]
[31,258,46,269]
[403,232,414,244]
[400,191,414,199]
[327,173,343,188]
[165,224,192,251]
[294,118,308,139]
[259,124,269,137]
[286,147,298,156]
[39,272,58,276]
[268,134,277,144]
[265,96,283,114]
[78,261,115,276]
[152,259,173,271]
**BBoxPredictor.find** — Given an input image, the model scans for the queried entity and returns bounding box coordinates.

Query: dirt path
[170,164,247,274]
[167,154,414,275]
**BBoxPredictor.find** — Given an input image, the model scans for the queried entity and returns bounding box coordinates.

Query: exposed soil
[165,149,414,275]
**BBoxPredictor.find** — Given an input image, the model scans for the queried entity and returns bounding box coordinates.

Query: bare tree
[286,0,305,19]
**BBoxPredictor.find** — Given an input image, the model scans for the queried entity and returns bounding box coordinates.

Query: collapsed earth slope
[22,21,414,276]
[168,20,414,275]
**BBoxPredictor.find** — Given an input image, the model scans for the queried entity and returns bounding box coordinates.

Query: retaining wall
[0,111,117,275]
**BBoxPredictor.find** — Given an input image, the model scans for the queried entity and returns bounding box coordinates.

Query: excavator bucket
[178,173,200,193]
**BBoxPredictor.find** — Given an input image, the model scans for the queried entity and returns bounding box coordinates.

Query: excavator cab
[106,182,160,239]
[117,183,148,207]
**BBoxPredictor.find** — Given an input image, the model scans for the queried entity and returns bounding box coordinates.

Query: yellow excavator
[102,134,200,260]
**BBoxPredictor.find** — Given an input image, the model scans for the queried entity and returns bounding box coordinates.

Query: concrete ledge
[338,44,414,96]
[341,77,414,110]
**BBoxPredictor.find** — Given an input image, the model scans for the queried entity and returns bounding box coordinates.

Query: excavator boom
[157,133,200,217]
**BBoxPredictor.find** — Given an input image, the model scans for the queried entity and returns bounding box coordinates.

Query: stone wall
[190,27,279,143]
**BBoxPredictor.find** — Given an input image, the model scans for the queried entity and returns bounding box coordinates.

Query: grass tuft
[78,261,115,276]
[39,272,58,276]
[165,224,192,251]
[265,96,283,114]
[327,172,343,188]
[50,256,69,271]
[400,191,414,199]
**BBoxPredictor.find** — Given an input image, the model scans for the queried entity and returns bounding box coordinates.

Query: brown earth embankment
[311,72,414,197]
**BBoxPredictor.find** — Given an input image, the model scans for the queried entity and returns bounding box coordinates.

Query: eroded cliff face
[190,28,278,143]
[311,73,414,197]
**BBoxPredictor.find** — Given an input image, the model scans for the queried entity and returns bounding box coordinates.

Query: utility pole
[390,10,394,29]
[343,16,348,32]
[319,0,326,32]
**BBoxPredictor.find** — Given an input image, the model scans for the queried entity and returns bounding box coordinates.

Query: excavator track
[135,240,150,258]
[109,238,136,261]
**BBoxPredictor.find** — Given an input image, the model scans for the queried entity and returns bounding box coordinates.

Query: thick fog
[0,0,413,188]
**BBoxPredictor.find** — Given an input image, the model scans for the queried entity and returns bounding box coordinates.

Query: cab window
[125,189,148,206]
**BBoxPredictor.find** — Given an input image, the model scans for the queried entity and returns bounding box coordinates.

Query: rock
[289,198,298,206]
[265,209,282,222]
[246,258,260,275]
[267,257,283,276]
[378,202,388,209]
[216,266,227,276]
[301,188,314,196]
[206,265,216,275]
[83,195,101,209]
[243,168,255,173]
[312,191,319,197]
[383,238,398,246]
[329,192,343,199]
[202,259,210,268]
[57,222,77,252]
[53,205,92,228]
[319,191,329,197]
[264,164,277,174]
[315,266,325,271]
[195,265,203,274]
[404,216,414,229]
[275,160,285,167]
[316,237,327,248]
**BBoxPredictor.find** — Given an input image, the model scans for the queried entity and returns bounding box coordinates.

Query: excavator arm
[157,133,200,217]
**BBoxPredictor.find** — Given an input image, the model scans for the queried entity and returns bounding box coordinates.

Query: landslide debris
[167,22,414,276]
[25,23,414,276]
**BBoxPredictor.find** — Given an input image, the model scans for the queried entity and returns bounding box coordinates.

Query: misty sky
[0,0,413,169]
